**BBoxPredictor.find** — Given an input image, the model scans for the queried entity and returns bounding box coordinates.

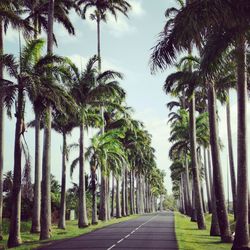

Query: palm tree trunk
[111,173,115,217]
[0,18,4,241]
[183,174,188,214]
[97,15,101,72]
[226,92,237,220]
[248,190,250,224]
[189,95,206,229]
[40,106,52,240]
[197,150,206,213]
[132,171,135,214]
[140,174,144,213]
[99,175,107,221]
[136,174,140,214]
[232,35,250,250]
[210,182,220,236]
[185,158,192,216]
[190,176,197,221]
[116,176,121,218]
[58,133,67,229]
[125,167,129,216]
[129,171,134,215]
[204,148,212,214]
[180,183,185,214]
[146,181,150,213]
[180,174,186,214]
[31,112,41,233]
[40,0,54,240]
[160,194,163,212]
[121,169,126,216]
[207,148,213,207]
[207,83,232,243]
[207,146,220,236]
[7,86,23,248]
[107,176,111,220]
[201,184,206,213]
[91,165,98,225]
[78,123,88,228]
[99,107,107,221]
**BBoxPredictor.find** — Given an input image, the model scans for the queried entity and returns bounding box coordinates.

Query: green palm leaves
[86,129,126,176]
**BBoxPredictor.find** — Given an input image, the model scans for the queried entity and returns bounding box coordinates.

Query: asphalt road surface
[41,211,178,250]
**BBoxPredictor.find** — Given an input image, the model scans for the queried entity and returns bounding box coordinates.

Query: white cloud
[68,54,125,73]
[5,28,18,43]
[128,0,145,18]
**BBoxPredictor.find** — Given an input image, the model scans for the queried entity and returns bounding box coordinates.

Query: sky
[3,0,250,199]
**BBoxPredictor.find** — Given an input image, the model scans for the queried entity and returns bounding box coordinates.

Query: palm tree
[40,0,79,239]
[168,108,209,216]
[68,57,98,228]
[0,39,66,247]
[0,1,31,239]
[226,91,236,220]
[77,0,131,219]
[52,109,76,229]
[24,0,78,39]
[162,58,206,229]
[23,0,78,234]
[39,0,54,240]
[92,73,125,221]
[68,55,125,225]
[78,0,131,71]
[86,129,126,224]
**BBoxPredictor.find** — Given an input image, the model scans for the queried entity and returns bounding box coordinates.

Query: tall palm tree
[24,0,78,39]
[77,0,130,219]
[40,0,54,240]
[23,0,78,234]
[52,109,76,229]
[78,0,131,72]
[40,0,79,239]
[0,1,31,239]
[68,57,98,228]
[0,39,66,247]
[226,91,236,220]
[162,58,206,229]
[68,55,125,225]
[86,129,126,224]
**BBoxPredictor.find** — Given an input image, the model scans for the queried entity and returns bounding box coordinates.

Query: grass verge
[175,212,234,250]
[0,215,139,250]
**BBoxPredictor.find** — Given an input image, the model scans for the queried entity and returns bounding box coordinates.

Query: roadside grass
[0,215,139,250]
[175,212,235,250]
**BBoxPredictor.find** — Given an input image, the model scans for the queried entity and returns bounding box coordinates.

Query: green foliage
[163,195,177,211]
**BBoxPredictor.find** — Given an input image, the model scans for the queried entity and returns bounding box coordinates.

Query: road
[41,211,178,250]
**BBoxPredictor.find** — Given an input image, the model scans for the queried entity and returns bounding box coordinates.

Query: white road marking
[117,238,124,243]
[106,214,158,250]
[107,244,116,250]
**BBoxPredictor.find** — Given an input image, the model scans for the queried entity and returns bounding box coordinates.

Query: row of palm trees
[151,0,250,249]
[0,0,166,249]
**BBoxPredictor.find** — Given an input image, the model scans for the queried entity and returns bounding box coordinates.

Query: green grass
[175,212,234,250]
[0,215,139,250]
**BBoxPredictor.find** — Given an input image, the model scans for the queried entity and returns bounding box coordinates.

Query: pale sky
[3,0,249,198]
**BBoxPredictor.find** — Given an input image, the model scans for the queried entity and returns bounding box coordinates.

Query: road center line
[106,214,158,250]
[107,244,116,250]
